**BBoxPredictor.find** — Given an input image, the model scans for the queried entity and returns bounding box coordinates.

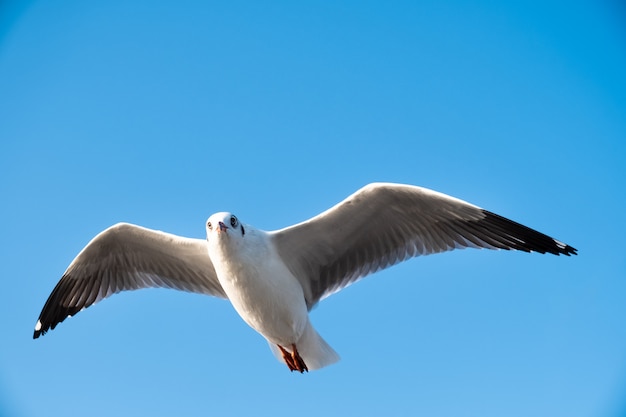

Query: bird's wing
[271,183,576,309]
[34,223,225,338]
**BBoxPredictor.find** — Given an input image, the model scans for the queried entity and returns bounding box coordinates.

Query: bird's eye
[207,221,212,230]
[230,216,238,228]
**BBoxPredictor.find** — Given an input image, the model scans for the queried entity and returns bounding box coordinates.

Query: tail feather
[269,321,340,371]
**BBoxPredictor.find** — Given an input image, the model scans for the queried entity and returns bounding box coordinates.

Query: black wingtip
[480,210,577,256]
[33,320,44,339]
[33,319,55,339]
[556,241,578,256]
[33,297,82,341]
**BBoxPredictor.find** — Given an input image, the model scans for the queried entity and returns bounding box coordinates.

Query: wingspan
[34,223,226,338]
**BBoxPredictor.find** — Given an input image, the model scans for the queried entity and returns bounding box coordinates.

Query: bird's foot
[290,343,308,373]
[277,344,308,373]
[278,344,298,371]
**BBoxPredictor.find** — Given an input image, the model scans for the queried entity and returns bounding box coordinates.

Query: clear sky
[1,1,625,416]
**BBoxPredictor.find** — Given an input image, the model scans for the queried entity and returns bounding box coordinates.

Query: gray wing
[34,222,225,338]
[271,183,576,309]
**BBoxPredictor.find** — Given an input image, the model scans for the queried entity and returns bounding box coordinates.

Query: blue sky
[1,1,625,416]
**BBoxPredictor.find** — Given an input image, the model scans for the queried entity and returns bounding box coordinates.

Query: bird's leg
[278,345,297,372]
[290,343,308,373]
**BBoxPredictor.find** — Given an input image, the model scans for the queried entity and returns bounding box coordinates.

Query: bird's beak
[217,221,229,233]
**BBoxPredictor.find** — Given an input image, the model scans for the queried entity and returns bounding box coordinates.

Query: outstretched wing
[34,223,226,338]
[271,183,576,309]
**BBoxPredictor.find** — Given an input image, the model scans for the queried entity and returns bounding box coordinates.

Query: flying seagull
[33,183,576,372]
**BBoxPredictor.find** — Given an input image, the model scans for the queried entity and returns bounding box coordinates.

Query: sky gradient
[1,1,625,416]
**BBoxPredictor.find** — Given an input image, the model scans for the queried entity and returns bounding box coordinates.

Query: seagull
[33,183,577,372]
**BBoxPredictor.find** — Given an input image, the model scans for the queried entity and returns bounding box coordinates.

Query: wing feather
[33,223,225,338]
[271,183,576,309]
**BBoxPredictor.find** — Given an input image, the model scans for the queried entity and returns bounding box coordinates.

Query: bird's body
[33,183,576,372]
[206,212,338,370]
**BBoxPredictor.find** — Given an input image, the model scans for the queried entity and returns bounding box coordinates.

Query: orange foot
[277,344,308,373]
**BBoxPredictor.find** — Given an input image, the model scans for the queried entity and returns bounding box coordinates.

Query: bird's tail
[269,321,340,371]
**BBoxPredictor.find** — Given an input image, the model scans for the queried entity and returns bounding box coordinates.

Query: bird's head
[206,212,246,242]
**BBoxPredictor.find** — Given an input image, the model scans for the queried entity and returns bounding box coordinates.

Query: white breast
[207,228,309,346]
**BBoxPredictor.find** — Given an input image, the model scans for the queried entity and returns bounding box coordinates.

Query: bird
[33,182,577,372]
